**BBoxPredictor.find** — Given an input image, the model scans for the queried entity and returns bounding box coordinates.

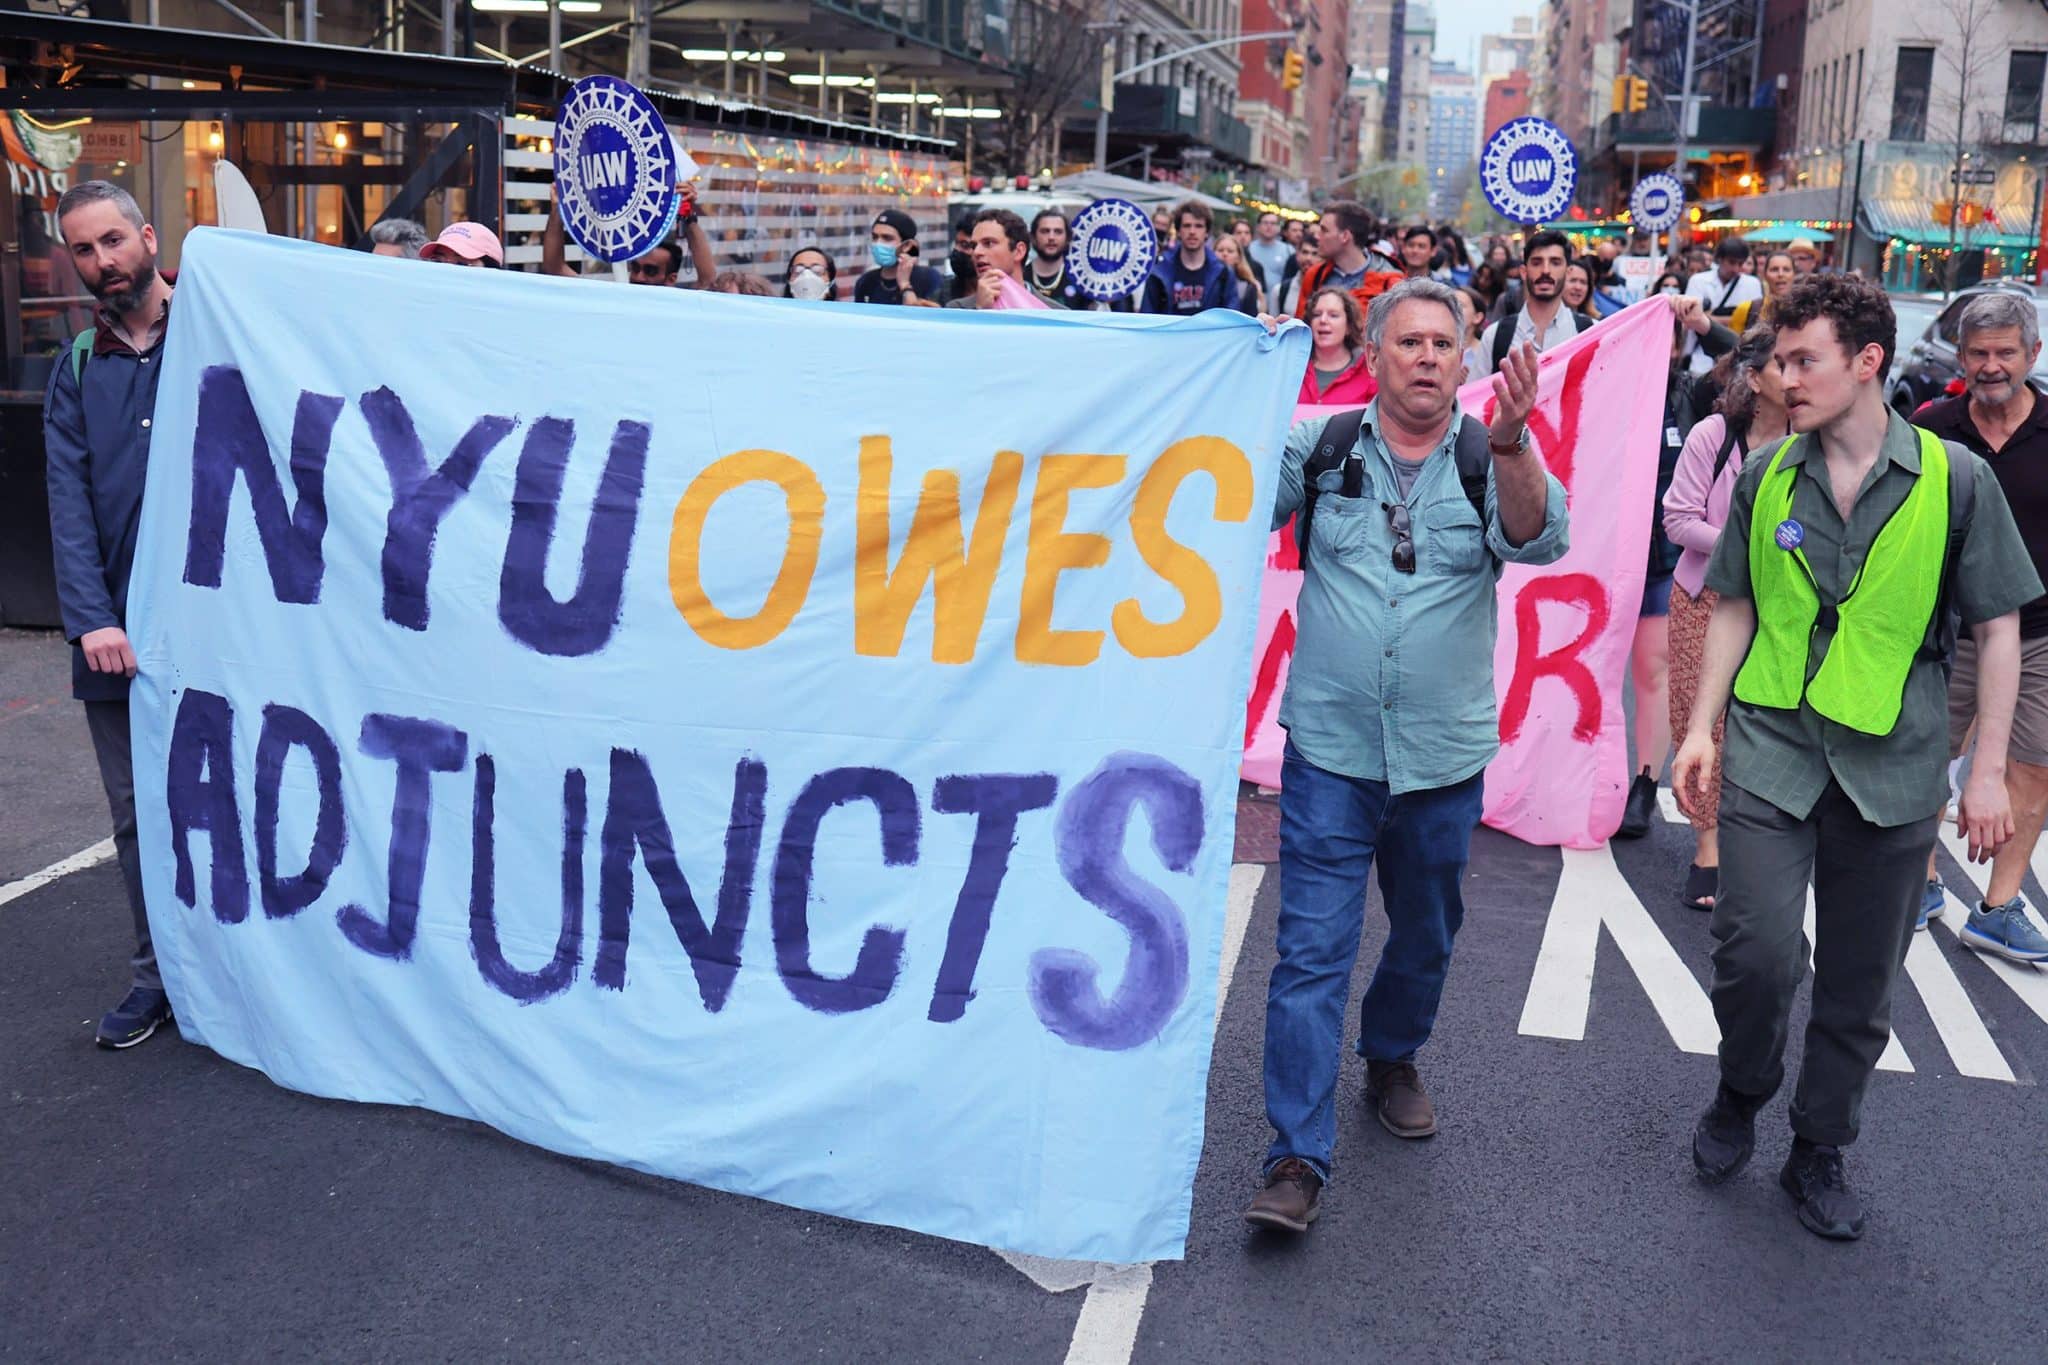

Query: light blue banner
[128,230,1307,1263]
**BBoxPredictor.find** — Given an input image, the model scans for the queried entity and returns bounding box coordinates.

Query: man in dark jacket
[1139,199,1236,315]
[43,179,174,1049]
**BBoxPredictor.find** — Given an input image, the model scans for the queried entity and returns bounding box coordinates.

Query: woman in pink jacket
[1661,325,1788,909]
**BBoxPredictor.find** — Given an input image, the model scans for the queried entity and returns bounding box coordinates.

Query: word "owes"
[181,367,1254,667]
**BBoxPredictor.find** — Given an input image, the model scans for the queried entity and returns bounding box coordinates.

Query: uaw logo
[554,76,680,263]
[1630,172,1685,233]
[1479,117,1579,226]
[1066,198,1157,302]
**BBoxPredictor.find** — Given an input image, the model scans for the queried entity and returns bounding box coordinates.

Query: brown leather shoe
[1243,1157,1322,1232]
[1365,1060,1437,1138]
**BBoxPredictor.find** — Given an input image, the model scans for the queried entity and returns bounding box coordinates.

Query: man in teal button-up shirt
[1245,278,1570,1234]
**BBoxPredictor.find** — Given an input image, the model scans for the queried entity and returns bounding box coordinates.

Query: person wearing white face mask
[853,209,942,305]
[784,247,839,301]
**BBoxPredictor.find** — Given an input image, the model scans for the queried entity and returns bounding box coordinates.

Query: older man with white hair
[1912,289,2048,961]
[1243,278,1571,1234]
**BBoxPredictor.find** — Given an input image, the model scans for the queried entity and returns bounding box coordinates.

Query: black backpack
[1295,407,1493,570]
[1489,306,1597,375]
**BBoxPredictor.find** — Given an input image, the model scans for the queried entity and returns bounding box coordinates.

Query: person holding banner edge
[1244,278,1570,1234]
[1673,272,2038,1240]
[42,180,176,1049]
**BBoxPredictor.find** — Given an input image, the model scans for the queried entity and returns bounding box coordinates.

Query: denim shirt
[1272,402,1571,794]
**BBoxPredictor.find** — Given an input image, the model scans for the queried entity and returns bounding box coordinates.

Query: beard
[91,258,159,314]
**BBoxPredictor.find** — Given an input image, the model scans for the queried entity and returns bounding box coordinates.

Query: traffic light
[1610,74,1649,114]
[1282,50,1305,92]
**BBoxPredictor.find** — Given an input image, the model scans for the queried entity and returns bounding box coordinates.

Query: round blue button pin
[1775,518,1804,551]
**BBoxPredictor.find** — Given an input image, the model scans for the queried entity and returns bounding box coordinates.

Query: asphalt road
[5,623,2047,1363]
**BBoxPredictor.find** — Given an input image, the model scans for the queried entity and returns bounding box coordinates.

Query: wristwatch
[1489,427,1530,456]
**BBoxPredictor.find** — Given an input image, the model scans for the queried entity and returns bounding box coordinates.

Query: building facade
[1428,60,1478,217]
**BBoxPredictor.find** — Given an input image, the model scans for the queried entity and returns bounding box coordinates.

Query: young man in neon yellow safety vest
[1672,273,2042,1243]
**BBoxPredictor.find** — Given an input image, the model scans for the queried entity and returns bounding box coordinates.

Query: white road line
[0,838,115,910]
[1935,828,2048,1031]
[1801,892,1911,1072]
[1901,893,2016,1082]
[999,862,1268,1363]
[1518,846,1720,1053]
[1063,1263,1154,1365]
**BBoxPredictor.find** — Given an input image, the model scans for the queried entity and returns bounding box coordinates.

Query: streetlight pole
[1093,24,1304,171]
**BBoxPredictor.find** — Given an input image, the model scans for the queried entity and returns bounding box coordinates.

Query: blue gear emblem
[554,76,681,264]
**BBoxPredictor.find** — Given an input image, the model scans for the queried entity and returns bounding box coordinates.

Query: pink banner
[1242,298,1673,847]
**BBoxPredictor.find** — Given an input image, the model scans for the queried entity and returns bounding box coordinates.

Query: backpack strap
[68,328,95,385]
[1569,309,1597,334]
[1926,437,1977,661]
[1451,415,1493,535]
[1295,407,1369,572]
[1489,315,1514,375]
[1708,418,1743,491]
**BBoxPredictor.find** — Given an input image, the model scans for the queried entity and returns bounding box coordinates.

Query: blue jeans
[1263,742,1485,1179]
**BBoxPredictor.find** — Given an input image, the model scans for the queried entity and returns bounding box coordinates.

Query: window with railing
[1890,46,1933,141]
[2004,51,2045,144]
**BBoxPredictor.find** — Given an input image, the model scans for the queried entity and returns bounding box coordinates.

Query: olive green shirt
[1704,409,2042,826]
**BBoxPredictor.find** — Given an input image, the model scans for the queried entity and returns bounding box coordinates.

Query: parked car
[1888,280,2048,415]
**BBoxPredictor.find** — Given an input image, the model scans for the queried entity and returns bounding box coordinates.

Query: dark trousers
[1263,742,1485,1177]
[1710,780,1937,1146]
[84,699,157,992]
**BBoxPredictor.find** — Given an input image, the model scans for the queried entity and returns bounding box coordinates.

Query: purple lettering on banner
[358,386,517,632]
[166,688,250,923]
[335,714,468,959]
[468,756,585,1003]
[253,703,346,919]
[182,367,340,603]
[771,768,919,1014]
[925,773,1059,1024]
[1030,752,1201,1050]
[497,417,650,657]
[596,752,767,1008]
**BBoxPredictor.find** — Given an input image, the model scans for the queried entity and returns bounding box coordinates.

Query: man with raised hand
[42,180,176,1049]
[1675,273,2039,1240]
[1245,279,1570,1234]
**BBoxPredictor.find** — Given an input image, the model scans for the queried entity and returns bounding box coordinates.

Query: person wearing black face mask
[853,209,941,305]
[948,215,978,301]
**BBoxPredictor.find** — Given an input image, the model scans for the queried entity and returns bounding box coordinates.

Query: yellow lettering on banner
[854,436,1024,663]
[1112,437,1254,658]
[669,450,825,649]
[1017,453,1126,667]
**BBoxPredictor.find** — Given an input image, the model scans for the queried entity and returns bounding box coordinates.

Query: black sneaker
[1692,1082,1767,1183]
[1615,768,1657,839]
[95,986,172,1050]
[1779,1139,1866,1240]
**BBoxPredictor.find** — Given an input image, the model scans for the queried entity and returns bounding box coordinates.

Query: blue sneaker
[1916,878,1945,932]
[95,986,172,1049]
[1960,896,2048,963]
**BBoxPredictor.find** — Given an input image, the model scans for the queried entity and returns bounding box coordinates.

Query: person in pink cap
[420,221,504,268]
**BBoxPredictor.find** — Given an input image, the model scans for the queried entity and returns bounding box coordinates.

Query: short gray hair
[1364,276,1465,349]
[1957,290,2039,353]
[369,217,430,258]
[56,179,145,231]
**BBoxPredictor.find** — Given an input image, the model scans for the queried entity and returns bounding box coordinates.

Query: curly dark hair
[1771,272,1897,380]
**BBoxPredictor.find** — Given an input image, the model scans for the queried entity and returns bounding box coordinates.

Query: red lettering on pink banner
[1498,574,1609,745]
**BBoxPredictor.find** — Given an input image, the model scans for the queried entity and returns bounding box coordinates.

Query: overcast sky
[1433,0,1541,69]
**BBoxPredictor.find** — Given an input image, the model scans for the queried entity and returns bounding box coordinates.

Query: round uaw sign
[554,76,680,263]
[1630,171,1685,233]
[1066,198,1157,302]
[1479,117,1578,225]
